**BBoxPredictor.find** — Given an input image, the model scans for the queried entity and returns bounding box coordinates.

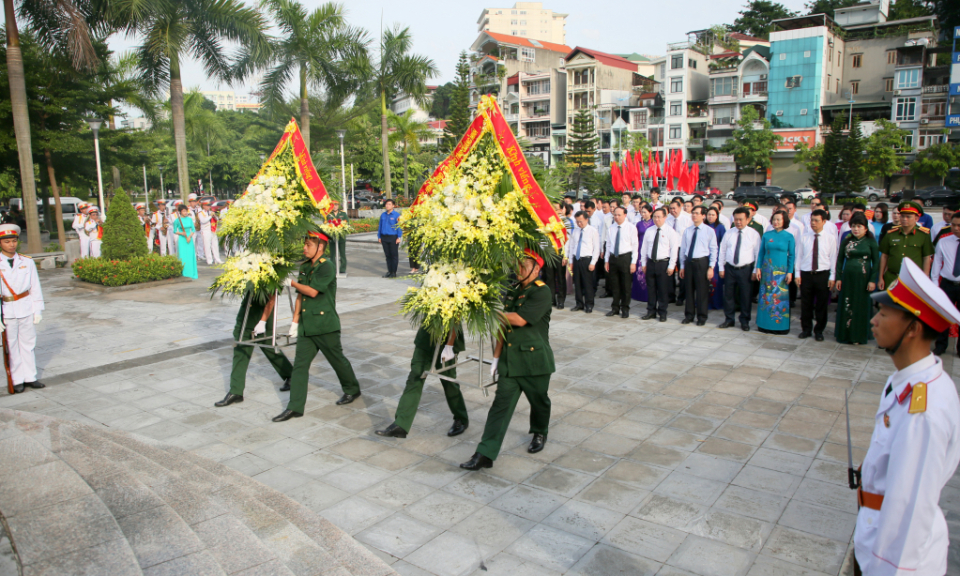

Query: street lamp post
[157,164,164,199]
[85,118,105,215]
[847,92,856,131]
[336,129,347,209]
[140,150,149,207]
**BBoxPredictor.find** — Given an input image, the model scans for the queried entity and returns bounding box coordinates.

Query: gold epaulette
[319,258,327,263]
[19,254,31,259]
[918,226,929,233]
[534,280,545,287]
[889,226,901,232]
[909,382,927,413]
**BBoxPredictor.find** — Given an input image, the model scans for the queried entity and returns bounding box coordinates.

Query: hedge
[73,254,184,287]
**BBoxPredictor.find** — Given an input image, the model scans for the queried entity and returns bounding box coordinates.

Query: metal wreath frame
[235,286,298,351]
[422,337,500,397]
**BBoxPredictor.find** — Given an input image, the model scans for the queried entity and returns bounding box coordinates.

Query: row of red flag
[611,150,700,193]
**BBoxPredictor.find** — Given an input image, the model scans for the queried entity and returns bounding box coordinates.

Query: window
[519,30,526,36]
[887,50,896,64]
[895,97,917,121]
[837,51,841,64]
[896,69,920,89]
[512,30,517,35]
[520,47,535,62]
[775,110,784,116]
[511,9,517,13]
[511,19,517,24]
[800,109,808,115]
[710,76,738,97]
[852,54,862,68]
[884,78,894,92]
[779,53,786,61]
[660,63,666,79]
[828,49,832,63]
[785,75,802,88]
[836,78,839,93]
[850,81,859,95]
[669,101,682,116]
[804,50,811,58]
[921,100,946,118]
[688,59,697,69]
[712,106,733,125]
[671,54,683,69]
[669,125,682,139]
[918,130,946,149]
[902,133,914,150]
[520,9,526,13]
[520,19,526,24]
[671,77,683,93]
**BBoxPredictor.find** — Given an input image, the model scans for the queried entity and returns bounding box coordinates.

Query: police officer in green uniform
[273,231,361,422]
[375,325,469,438]
[461,249,554,470]
[214,293,293,408]
[328,200,349,274]
[878,200,934,290]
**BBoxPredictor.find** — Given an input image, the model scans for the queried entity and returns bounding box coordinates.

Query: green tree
[110,0,270,202]
[888,0,934,19]
[793,141,823,190]
[370,25,437,199]
[910,138,960,186]
[864,118,910,190]
[253,0,367,150]
[101,189,148,260]
[623,132,652,156]
[389,109,430,200]
[817,113,847,197]
[443,51,471,152]
[724,105,782,186]
[928,0,959,34]
[731,0,798,40]
[841,115,867,193]
[429,82,454,119]
[804,0,858,19]
[565,108,598,194]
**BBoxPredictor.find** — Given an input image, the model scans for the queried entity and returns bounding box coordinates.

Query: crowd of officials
[540,189,960,352]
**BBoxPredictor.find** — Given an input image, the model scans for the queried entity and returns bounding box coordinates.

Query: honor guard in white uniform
[136,203,150,249]
[853,258,960,575]
[84,207,103,257]
[148,199,168,256]
[167,201,181,256]
[188,193,204,261]
[0,225,44,393]
[197,200,222,264]
[72,202,90,257]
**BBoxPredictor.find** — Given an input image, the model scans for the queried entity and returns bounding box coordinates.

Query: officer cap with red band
[523,248,543,268]
[0,224,21,239]
[307,230,330,243]
[872,258,960,332]
[897,200,924,217]
[743,201,759,211]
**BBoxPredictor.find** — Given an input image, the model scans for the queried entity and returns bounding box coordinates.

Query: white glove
[252,320,266,336]
[283,277,293,287]
[288,322,298,338]
[33,313,41,325]
[490,357,499,377]
[440,345,455,363]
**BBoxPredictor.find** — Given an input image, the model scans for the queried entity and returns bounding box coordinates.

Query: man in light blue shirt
[679,205,718,325]
[377,199,402,277]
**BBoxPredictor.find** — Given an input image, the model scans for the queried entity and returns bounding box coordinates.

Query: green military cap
[897,200,924,217]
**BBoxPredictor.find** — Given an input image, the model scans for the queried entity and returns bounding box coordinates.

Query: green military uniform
[477,280,554,461]
[286,256,360,414]
[747,219,764,237]
[393,326,469,433]
[879,225,933,287]
[229,293,293,396]
[327,209,349,273]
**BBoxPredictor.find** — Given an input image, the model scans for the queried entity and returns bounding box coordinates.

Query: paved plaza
[1,238,959,576]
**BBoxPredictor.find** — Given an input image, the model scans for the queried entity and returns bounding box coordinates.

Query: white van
[9,197,85,222]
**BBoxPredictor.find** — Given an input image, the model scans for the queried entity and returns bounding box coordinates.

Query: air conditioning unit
[760,74,768,80]
[800,109,808,115]
[776,110,784,116]
[920,118,929,124]
[894,90,901,96]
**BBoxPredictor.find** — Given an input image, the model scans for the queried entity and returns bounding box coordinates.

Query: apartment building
[476,2,567,45]
[198,90,262,112]
[650,40,711,165]
[391,86,438,123]
[469,31,570,111]
[502,70,566,165]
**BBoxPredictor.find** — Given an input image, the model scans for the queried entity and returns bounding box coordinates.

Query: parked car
[732,186,785,205]
[793,188,819,200]
[661,192,695,203]
[899,186,960,208]
[862,185,885,200]
[762,186,798,203]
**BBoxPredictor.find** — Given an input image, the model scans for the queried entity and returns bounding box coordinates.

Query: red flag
[611,162,622,192]
[692,163,700,191]
[634,153,644,191]
[623,152,633,191]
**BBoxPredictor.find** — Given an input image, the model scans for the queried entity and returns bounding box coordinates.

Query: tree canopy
[731,0,798,40]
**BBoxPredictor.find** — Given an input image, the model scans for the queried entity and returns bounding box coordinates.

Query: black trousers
[646,259,671,318]
[381,234,399,275]
[607,253,633,312]
[800,270,830,334]
[683,257,710,322]
[936,279,960,352]
[789,279,797,305]
[723,264,753,325]
[594,256,605,291]
[572,257,595,308]
[541,260,566,303]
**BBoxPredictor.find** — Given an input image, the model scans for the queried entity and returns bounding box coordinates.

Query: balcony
[668,41,693,51]
[742,82,768,98]
[631,120,648,130]
[687,138,705,147]
[922,85,948,94]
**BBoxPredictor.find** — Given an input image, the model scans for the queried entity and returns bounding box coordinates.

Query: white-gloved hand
[490,357,499,377]
[440,345,455,363]
[252,320,267,336]
[283,277,293,287]
[288,322,298,338]
[33,313,41,325]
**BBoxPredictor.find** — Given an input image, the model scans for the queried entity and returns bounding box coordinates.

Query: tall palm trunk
[4,0,41,254]
[300,66,310,149]
[402,143,409,200]
[42,148,66,250]
[381,92,392,199]
[169,59,190,201]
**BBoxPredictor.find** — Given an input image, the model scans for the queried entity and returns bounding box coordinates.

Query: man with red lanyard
[854,258,960,575]
[0,224,44,393]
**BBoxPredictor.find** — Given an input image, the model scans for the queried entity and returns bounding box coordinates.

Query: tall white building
[476,2,567,45]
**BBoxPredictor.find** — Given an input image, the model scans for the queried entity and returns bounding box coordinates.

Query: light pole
[140,150,149,207]
[85,118,105,215]
[336,129,347,209]
[157,164,165,199]
[847,92,856,131]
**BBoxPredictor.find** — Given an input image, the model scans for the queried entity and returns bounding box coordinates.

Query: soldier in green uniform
[214,292,293,408]
[327,200,349,274]
[375,325,469,438]
[461,249,555,470]
[273,231,361,422]
[878,201,934,290]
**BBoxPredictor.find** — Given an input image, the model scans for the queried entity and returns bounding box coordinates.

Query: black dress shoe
[460,452,493,470]
[557,298,565,310]
[25,381,44,389]
[696,320,706,326]
[798,331,812,339]
[382,273,391,278]
[215,393,243,407]
[584,307,593,313]
[12,384,24,394]
[571,305,584,312]
[718,320,735,328]
[676,299,685,307]
[447,420,468,437]
[375,423,408,438]
[336,392,362,405]
[272,409,303,422]
[641,312,657,320]
[681,318,693,325]
[605,310,619,317]
[279,378,290,392]
[621,310,629,319]
[741,324,750,331]
[659,316,667,322]
[815,333,825,341]
[600,292,613,299]
[528,434,546,453]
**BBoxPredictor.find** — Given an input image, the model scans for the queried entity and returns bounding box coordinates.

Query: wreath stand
[332,239,346,279]
[235,286,299,351]
[423,337,499,397]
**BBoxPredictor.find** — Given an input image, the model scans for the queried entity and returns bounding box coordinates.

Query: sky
[107,0,812,106]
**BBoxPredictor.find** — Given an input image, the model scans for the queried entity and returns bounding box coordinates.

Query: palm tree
[371,25,436,199]
[109,0,269,201]
[4,0,98,253]
[254,0,368,150]
[388,110,430,200]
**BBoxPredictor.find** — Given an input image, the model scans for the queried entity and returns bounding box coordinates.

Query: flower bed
[72,254,184,287]
[347,218,378,234]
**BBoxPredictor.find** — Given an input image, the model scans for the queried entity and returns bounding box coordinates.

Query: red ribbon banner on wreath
[253,118,332,215]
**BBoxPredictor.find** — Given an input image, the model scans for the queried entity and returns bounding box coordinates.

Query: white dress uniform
[83,215,103,258]
[149,207,168,256]
[0,242,44,386]
[166,206,179,256]
[856,258,960,575]
[197,207,222,264]
[72,210,89,257]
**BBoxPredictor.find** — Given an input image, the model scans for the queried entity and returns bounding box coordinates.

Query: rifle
[0,309,12,395]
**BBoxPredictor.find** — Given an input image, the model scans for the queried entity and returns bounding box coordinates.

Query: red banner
[253,118,331,214]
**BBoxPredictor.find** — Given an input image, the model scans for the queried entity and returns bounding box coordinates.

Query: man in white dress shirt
[649,188,664,212]
[800,197,824,230]
[718,207,761,330]
[784,200,805,308]
[604,207,639,319]
[640,208,680,322]
[668,200,693,305]
[795,209,837,341]
[563,211,600,313]
[853,258,960,576]
[0,224,44,393]
[930,210,960,356]
[197,200,223,265]
[679,206,718,326]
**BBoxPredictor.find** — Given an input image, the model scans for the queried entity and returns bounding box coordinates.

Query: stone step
[0,409,396,576]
